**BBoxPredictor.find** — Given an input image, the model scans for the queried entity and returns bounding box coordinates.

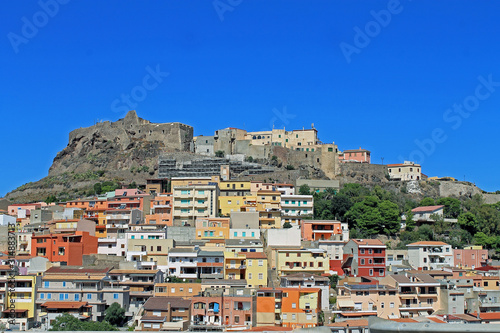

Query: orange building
[31,231,98,266]
[154,282,202,298]
[256,288,321,328]
[145,193,173,226]
[301,220,347,241]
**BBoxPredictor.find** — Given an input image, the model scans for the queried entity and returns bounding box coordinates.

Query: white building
[407,241,453,270]
[167,248,199,280]
[281,194,314,225]
[275,184,295,196]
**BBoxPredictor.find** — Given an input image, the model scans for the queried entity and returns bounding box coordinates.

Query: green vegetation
[298,184,311,195]
[314,183,500,254]
[130,165,149,173]
[104,302,126,327]
[245,156,254,162]
[286,164,295,170]
[215,150,225,158]
[49,313,118,331]
[283,221,293,229]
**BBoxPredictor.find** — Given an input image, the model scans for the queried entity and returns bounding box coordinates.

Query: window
[171,287,175,293]
[113,293,119,299]
[234,232,238,237]
[360,249,365,254]
[75,294,80,301]
[258,273,263,280]
[360,259,365,265]
[62,282,66,287]
[292,314,296,320]
[369,269,373,276]
[248,273,252,279]
[248,260,252,266]
[47,293,51,299]
[40,293,45,299]
[258,260,263,266]
[380,302,384,308]
[251,232,255,237]
[44,281,49,288]
[242,232,246,237]
[390,302,394,308]
[189,288,193,293]
[87,294,92,300]
[292,303,296,309]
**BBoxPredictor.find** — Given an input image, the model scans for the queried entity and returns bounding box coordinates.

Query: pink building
[454,247,489,269]
[339,147,371,163]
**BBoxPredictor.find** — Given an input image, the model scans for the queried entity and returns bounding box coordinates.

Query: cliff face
[49,110,193,175]
[6,111,194,203]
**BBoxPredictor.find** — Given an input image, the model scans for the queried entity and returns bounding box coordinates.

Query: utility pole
[381,157,384,165]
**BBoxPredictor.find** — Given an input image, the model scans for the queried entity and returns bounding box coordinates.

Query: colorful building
[343,239,386,278]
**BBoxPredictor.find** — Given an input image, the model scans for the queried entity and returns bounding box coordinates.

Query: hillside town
[1,120,500,332]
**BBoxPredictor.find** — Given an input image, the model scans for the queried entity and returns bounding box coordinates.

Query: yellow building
[195,217,230,240]
[1,275,38,331]
[218,196,247,216]
[276,249,329,277]
[219,181,251,195]
[224,251,268,289]
[170,176,220,189]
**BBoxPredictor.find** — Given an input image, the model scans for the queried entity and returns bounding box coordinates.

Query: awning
[337,299,355,308]
[400,311,410,317]
[388,314,398,319]
[419,311,428,316]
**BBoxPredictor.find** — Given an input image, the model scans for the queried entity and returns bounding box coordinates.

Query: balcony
[399,304,433,310]
[106,214,130,220]
[106,224,129,229]
[11,287,33,292]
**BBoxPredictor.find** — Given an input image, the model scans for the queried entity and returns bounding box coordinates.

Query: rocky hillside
[5,111,193,203]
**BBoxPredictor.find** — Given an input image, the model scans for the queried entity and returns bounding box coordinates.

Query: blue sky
[2,0,500,196]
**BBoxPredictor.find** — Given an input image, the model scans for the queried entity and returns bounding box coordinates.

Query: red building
[31,231,98,266]
[342,239,386,278]
[454,247,489,269]
[338,147,371,164]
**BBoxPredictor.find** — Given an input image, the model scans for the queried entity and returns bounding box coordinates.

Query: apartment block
[343,239,386,278]
[407,241,453,270]
[276,249,329,277]
[172,184,218,226]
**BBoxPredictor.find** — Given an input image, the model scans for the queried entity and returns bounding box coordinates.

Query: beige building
[387,161,422,181]
[276,248,329,277]
[172,183,219,226]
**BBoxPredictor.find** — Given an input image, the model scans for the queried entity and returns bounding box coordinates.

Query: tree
[215,150,225,158]
[105,302,126,327]
[49,313,117,331]
[298,184,311,195]
[245,156,254,162]
[458,212,478,234]
[45,195,58,204]
[164,275,184,283]
[378,200,401,235]
[419,197,435,206]
[93,182,102,194]
[283,221,293,229]
[405,209,416,230]
[286,165,295,170]
[329,274,339,288]
[436,197,462,218]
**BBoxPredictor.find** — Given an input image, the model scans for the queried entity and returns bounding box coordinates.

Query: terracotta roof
[45,267,111,274]
[328,319,368,327]
[390,318,418,323]
[476,312,500,320]
[110,269,159,274]
[449,313,480,322]
[242,252,268,259]
[247,326,294,331]
[43,275,106,281]
[412,205,444,213]
[41,301,90,309]
[427,317,446,323]
[352,239,385,246]
[341,311,377,317]
[143,297,191,310]
[407,241,449,246]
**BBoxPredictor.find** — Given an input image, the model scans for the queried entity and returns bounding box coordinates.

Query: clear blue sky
[2,0,500,197]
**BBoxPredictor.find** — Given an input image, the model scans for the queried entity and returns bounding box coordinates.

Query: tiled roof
[328,319,368,327]
[41,301,90,309]
[407,241,449,246]
[352,239,384,246]
[45,267,111,274]
[390,318,418,323]
[143,297,191,310]
[477,311,500,320]
[110,269,159,274]
[412,205,444,213]
[242,252,267,259]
